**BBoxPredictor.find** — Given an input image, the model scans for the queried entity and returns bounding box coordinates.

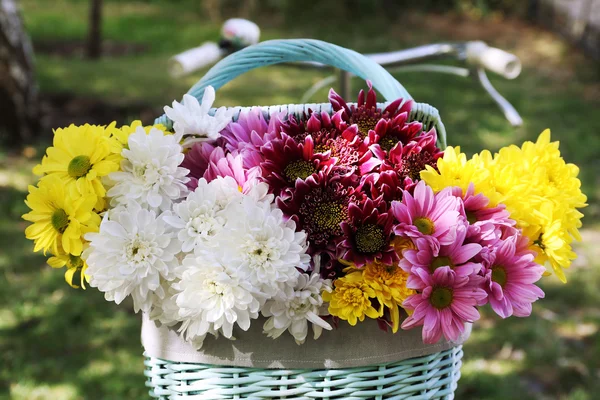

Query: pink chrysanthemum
[401,223,482,280]
[391,181,462,246]
[260,133,336,196]
[401,267,487,343]
[450,184,514,245]
[329,81,410,138]
[219,107,284,168]
[203,148,261,193]
[277,172,359,257]
[339,197,398,267]
[482,235,545,318]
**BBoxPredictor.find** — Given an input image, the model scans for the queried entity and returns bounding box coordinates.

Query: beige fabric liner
[142,313,471,369]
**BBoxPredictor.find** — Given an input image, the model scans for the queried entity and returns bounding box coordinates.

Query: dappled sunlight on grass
[10,381,79,400]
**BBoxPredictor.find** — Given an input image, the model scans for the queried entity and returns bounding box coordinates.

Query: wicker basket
[145,39,460,399]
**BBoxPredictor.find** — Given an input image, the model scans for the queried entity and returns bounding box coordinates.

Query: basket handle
[161,39,412,112]
[155,39,446,148]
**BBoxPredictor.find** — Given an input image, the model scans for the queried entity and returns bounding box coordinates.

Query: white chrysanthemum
[217,195,311,296]
[163,87,235,148]
[163,178,229,253]
[175,253,261,346]
[107,127,189,211]
[83,202,182,313]
[262,272,333,344]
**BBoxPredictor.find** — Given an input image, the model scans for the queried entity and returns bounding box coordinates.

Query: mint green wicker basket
[144,346,463,399]
[145,39,461,399]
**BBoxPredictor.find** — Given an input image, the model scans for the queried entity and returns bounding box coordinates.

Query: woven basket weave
[145,39,461,399]
[144,346,463,399]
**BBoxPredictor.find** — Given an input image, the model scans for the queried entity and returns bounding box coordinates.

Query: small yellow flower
[33,124,120,211]
[323,272,379,326]
[22,175,100,256]
[48,254,89,289]
[390,236,416,259]
[363,261,414,333]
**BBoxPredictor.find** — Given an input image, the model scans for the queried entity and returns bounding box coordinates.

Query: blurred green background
[0,0,599,399]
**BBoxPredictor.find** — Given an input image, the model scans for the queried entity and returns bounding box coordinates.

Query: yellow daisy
[322,272,379,326]
[48,254,89,289]
[33,124,120,211]
[22,175,100,256]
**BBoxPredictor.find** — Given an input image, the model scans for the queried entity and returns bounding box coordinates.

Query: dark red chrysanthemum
[368,129,443,193]
[181,142,217,189]
[361,170,404,203]
[364,112,423,152]
[277,172,360,257]
[339,197,398,267]
[318,253,347,280]
[260,133,336,196]
[329,81,411,138]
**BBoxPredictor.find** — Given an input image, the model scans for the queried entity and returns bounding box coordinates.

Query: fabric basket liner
[142,313,471,369]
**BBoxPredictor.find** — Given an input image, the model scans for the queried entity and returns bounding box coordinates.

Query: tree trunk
[0,0,39,146]
[87,0,102,59]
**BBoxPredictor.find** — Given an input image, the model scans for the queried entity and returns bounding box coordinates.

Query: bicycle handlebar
[465,41,521,80]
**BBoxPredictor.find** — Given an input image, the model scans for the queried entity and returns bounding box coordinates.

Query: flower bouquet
[23,40,586,399]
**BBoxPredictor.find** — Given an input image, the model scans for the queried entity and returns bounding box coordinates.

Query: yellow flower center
[342,287,365,306]
[51,209,69,233]
[67,255,84,269]
[355,224,386,254]
[491,265,508,287]
[283,159,317,182]
[414,217,435,235]
[430,287,453,309]
[379,136,400,152]
[312,201,346,232]
[68,155,92,178]
[430,256,453,272]
[354,114,378,137]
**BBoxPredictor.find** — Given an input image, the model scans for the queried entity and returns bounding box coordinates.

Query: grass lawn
[1,0,599,399]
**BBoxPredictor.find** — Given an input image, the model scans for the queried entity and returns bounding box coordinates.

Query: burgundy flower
[260,133,336,196]
[365,112,423,152]
[277,172,359,257]
[361,170,404,203]
[181,142,217,189]
[313,125,375,176]
[319,254,348,280]
[371,129,443,187]
[329,80,411,138]
[339,197,398,267]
